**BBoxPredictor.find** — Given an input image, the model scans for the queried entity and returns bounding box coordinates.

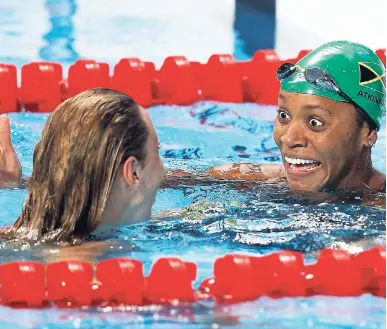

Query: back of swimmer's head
[279,40,386,131]
[13,88,149,243]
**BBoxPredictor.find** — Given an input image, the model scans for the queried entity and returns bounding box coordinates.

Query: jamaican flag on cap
[280,40,386,130]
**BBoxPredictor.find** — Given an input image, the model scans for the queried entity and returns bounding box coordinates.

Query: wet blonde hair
[12,88,148,243]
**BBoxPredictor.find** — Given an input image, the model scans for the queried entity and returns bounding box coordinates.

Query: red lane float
[0,47,385,112]
[0,261,45,307]
[156,56,200,105]
[0,64,18,113]
[0,247,384,308]
[112,58,152,108]
[46,260,93,307]
[144,258,196,303]
[202,54,243,103]
[67,59,110,97]
[305,249,363,297]
[354,246,386,297]
[21,62,62,112]
[241,49,282,104]
[95,258,143,305]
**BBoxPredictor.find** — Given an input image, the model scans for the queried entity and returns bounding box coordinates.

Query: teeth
[285,157,318,165]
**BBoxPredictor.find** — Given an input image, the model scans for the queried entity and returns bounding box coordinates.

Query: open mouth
[284,156,322,174]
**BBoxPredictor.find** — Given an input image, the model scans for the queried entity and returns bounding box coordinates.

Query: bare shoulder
[207,163,286,180]
[367,170,386,191]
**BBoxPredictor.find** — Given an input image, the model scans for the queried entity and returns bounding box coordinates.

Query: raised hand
[0,114,22,188]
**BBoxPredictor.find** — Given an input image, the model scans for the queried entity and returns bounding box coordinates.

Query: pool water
[0,102,385,329]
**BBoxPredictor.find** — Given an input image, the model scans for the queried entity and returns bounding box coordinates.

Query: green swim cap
[280,40,386,130]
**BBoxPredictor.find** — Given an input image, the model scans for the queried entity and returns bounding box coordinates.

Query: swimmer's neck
[337,156,385,191]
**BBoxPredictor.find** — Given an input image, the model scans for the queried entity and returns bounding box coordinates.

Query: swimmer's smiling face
[273,91,375,192]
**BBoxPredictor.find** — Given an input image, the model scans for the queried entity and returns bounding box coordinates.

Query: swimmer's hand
[162,169,214,187]
[0,114,22,188]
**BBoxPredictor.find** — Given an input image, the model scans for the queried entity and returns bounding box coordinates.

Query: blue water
[0,1,386,328]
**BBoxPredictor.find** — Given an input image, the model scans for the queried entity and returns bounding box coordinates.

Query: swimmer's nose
[281,122,308,149]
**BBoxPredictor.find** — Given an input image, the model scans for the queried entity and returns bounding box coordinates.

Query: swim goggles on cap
[276,62,377,130]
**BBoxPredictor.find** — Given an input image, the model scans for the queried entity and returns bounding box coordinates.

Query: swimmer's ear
[361,124,377,148]
[121,156,141,188]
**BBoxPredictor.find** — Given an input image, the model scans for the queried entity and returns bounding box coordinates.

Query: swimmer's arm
[206,163,286,180]
[162,163,286,187]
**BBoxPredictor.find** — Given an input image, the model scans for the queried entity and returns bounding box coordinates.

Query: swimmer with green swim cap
[208,40,386,192]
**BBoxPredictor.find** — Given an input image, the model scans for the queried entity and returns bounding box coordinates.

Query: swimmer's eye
[308,118,324,129]
[277,109,290,123]
[158,143,161,150]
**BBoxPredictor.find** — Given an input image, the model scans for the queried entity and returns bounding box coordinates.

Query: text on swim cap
[357,90,384,105]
